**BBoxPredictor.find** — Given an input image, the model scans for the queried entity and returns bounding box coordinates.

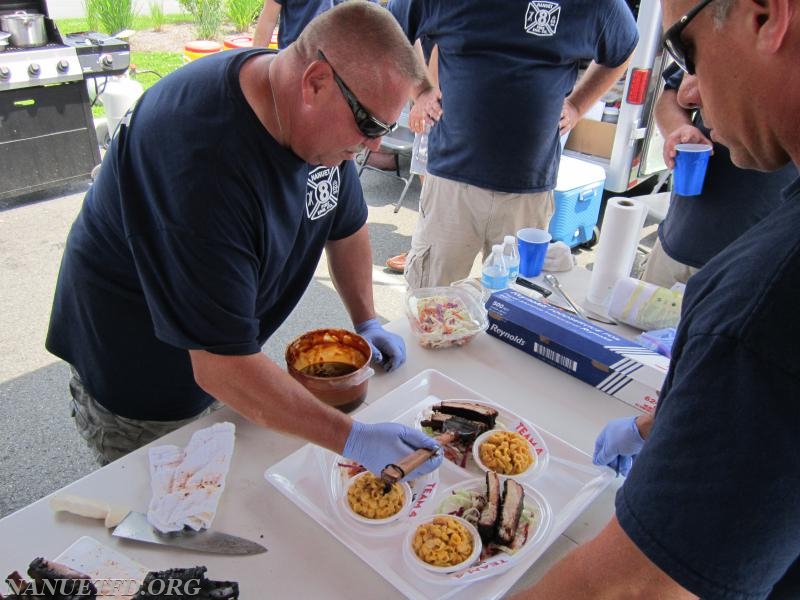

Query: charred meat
[132,566,239,599]
[477,471,501,544]
[433,401,499,429]
[495,479,525,546]
[2,558,97,599]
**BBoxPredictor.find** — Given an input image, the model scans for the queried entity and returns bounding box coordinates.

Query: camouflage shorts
[69,368,222,466]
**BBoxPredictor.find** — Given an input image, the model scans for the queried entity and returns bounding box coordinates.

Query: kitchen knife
[50,494,267,556]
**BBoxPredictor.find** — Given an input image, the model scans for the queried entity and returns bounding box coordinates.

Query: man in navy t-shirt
[641,64,796,288]
[511,0,800,597]
[388,0,638,289]
[45,3,443,481]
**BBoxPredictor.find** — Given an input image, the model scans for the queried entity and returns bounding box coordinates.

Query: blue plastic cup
[517,228,552,277]
[673,143,712,196]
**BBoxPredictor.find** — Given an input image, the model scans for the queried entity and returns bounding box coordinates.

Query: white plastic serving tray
[265,369,613,600]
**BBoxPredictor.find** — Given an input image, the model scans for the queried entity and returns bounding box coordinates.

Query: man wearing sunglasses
[46,3,445,483]
[387,0,638,290]
[513,0,800,597]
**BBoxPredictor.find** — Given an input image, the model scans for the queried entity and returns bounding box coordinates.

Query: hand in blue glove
[343,421,443,480]
[592,416,645,477]
[355,318,406,372]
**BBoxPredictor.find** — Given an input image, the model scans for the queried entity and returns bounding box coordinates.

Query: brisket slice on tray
[495,479,525,546]
[433,401,499,429]
[477,471,501,544]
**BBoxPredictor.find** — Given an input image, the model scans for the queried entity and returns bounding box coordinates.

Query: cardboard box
[486,289,668,413]
[564,118,616,159]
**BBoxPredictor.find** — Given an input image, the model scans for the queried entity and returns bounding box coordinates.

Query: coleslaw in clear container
[405,285,489,349]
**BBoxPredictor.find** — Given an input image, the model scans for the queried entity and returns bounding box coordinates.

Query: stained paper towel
[147,422,235,533]
[586,197,647,310]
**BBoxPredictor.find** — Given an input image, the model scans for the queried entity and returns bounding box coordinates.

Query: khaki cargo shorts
[405,174,554,289]
[69,367,221,466]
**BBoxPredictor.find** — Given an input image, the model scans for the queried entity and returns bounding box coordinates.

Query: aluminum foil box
[486,289,669,413]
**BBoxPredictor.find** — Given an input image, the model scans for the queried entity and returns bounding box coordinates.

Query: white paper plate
[54,536,149,599]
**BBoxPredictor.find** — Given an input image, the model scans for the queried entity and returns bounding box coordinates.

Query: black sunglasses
[663,0,715,75]
[317,49,398,139]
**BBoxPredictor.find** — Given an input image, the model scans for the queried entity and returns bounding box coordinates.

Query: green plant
[226,0,262,33]
[179,0,225,39]
[149,0,166,32]
[85,0,137,35]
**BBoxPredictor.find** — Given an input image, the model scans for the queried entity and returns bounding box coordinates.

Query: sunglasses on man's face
[663,0,715,75]
[317,49,398,139]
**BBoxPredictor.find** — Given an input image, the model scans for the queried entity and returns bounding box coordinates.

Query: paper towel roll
[586,197,647,309]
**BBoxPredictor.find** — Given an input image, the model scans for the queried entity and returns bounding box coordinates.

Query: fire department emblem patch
[525,1,560,37]
[306,165,340,220]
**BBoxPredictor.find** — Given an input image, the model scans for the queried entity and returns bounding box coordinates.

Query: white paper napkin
[147,422,236,533]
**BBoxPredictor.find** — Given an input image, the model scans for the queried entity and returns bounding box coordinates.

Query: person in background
[385,39,439,274]
[46,3,442,482]
[387,0,638,289]
[253,0,377,50]
[640,63,796,289]
[512,0,800,596]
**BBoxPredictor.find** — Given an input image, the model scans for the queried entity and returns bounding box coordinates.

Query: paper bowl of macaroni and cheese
[403,515,482,574]
[472,429,545,481]
[342,471,412,525]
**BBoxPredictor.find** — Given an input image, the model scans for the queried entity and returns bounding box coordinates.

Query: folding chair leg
[393,174,416,213]
[357,150,371,176]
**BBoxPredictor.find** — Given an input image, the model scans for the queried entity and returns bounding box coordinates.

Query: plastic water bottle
[410,123,429,175]
[501,235,520,285]
[481,245,509,293]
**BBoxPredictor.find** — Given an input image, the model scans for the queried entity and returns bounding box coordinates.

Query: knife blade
[50,494,267,556]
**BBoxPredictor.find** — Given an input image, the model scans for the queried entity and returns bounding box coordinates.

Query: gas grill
[0,0,131,200]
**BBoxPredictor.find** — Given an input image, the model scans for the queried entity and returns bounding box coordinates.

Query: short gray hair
[294,1,427,89]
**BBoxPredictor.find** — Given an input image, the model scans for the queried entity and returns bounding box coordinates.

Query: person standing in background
[253,0,377,50]
[387,0,638,289]
[641,63,796,289]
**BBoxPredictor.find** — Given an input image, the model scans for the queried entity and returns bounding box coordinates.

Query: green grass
[56,13,192,35]
[56,17,188,118]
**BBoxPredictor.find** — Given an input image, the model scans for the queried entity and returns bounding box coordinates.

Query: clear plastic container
[405,284,489,349]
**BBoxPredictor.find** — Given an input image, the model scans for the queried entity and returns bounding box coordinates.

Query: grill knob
[100,54,114,69]
[28,63,41,77]
[0,66,10,80]
[57,59,70,73]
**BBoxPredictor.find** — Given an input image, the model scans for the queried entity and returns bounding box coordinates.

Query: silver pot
[0,11,47,48]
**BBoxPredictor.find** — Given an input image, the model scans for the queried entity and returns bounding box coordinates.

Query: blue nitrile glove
[343,421,443,480]
[592,416,645,477]
[355,318,406,372]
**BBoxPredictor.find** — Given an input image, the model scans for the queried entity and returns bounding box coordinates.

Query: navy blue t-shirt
[617,177,800,598]
[388,0,638,193]
[46,49,367,420]
[275,0,376,49]
[659,66,796,268]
